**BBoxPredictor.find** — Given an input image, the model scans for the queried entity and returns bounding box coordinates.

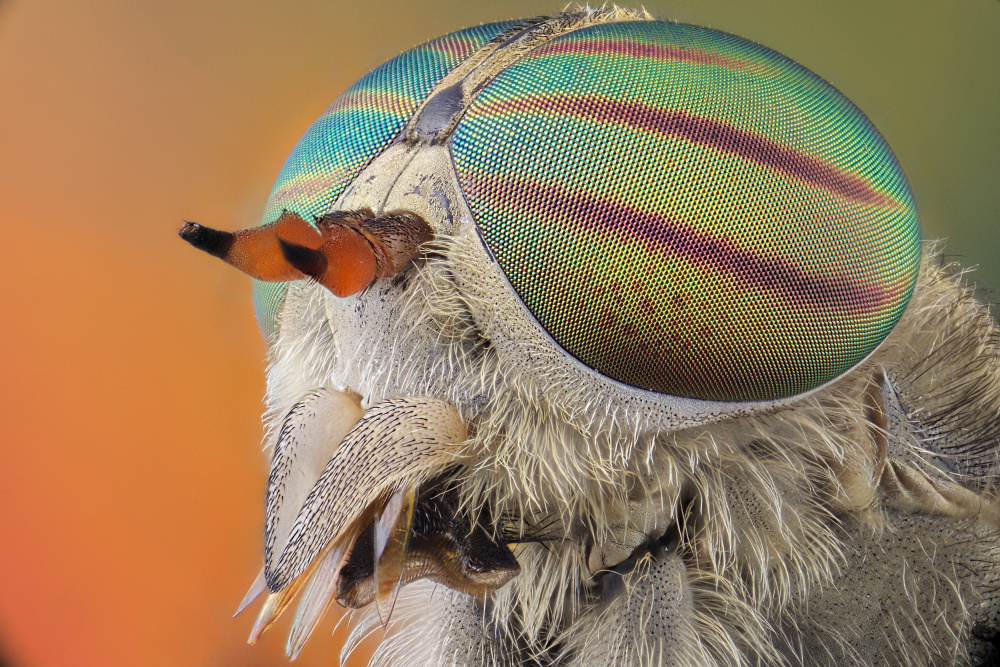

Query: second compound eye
[250,19,523,340]
[451,20,920,402]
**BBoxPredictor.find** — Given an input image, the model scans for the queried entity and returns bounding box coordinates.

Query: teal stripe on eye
[252,20,520,341]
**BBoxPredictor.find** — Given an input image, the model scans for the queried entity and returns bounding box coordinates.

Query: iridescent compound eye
[242,17,921,403]
[451,21,920,401]
[251,19,523,339]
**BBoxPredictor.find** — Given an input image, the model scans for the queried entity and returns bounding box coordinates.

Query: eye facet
[450,21,920,401]
[251,19,524,339]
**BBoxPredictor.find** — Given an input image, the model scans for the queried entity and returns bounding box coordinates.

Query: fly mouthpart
[237,393,520,656]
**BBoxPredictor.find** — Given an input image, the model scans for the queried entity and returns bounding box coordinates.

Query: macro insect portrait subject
[181,7,1000,666]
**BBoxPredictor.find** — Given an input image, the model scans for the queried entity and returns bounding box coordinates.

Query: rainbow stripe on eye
[253,20,521,338]
[452,20,920,401]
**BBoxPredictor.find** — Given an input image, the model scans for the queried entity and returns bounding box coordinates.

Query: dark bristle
[279,238,328,277]
[178,222,234,259]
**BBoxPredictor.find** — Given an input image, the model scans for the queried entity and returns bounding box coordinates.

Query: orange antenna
[180,210,432,297]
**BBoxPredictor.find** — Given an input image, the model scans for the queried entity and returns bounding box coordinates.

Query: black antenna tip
[179,222,234,259]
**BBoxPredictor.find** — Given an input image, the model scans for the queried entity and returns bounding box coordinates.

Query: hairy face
[184,9,999,666]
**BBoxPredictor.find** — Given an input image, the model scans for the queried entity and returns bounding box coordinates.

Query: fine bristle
[279,238,328,278]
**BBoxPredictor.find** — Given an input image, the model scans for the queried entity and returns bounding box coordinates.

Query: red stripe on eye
[535,38,767,76]
[469,176,892,315]
[474,94,894,208]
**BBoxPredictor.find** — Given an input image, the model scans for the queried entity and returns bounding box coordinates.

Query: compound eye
[250,19,524,340]
[451,21,920,402]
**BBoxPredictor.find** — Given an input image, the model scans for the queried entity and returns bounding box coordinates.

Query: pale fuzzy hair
[264,240,1000,665]
[237,5,997,661]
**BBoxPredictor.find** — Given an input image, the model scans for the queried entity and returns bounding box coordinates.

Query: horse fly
[182,8,1000,666]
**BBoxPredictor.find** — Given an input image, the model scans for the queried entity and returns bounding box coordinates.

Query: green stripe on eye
[452,20,920,401]
[252,20,521,341]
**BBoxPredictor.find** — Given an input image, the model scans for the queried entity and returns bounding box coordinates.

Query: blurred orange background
[0,1,996,666]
